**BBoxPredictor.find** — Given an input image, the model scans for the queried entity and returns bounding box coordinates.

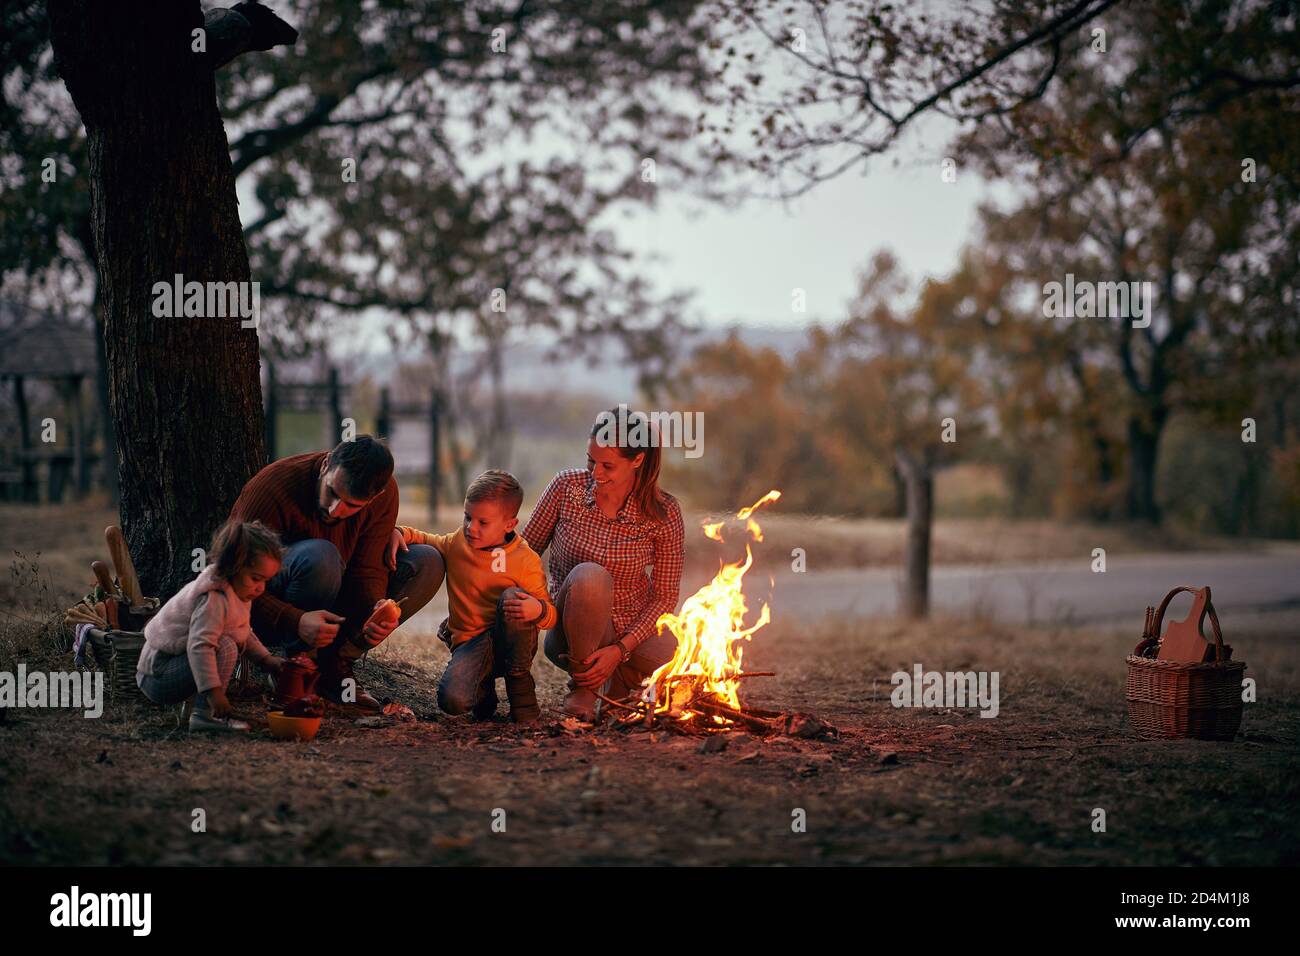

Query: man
[229,436,444,711]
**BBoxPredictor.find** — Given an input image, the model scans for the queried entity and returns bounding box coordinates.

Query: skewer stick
[593,691,643,715]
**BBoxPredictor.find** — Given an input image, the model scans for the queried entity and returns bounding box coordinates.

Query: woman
[523,407,685,721]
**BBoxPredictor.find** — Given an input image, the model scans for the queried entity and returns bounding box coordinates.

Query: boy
[391,470,556,723]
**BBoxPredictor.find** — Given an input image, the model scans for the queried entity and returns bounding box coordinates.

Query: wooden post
[264,358,278,461]
[896,447,933,620]
[71,375,89,497]
[13,375,36,503]
[429,389,441,517]
[377,386,391,438]
[328,366,343,445]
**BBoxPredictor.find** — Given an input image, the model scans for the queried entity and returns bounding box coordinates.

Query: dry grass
[0,496,1262,613]
[675,512,1275,578]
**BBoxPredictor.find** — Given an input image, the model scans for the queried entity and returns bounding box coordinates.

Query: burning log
[591,490,835,740]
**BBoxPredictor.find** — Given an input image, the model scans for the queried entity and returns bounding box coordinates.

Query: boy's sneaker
[505,672,539,724]
[471,676,498,720]
[189,711,250,733]
[509,706,541,725]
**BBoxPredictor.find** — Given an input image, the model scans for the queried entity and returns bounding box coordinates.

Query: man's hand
[206,687,232,718]
[298,609,346,648]
[262,657,284,674]
[574,645,623,689]
[385,528,408,571]
[503,593,542,624]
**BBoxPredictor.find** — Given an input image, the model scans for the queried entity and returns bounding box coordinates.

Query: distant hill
[270,322,815,401]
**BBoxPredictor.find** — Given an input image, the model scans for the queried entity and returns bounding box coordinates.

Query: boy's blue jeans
[265,538,445,656]
[437,587,540,721]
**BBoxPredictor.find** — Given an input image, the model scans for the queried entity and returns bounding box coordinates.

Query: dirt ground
[2,499,1297,866]
[2,605,1297,866]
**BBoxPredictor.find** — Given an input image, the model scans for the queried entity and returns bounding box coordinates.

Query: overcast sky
[617,132,997,331]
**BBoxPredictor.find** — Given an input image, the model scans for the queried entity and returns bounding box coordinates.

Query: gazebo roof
[0,299,97,379]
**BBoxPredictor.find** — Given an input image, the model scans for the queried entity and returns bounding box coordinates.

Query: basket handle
[1152,585,1226,662]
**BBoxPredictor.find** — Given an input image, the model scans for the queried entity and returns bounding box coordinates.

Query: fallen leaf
[431,835,472,850]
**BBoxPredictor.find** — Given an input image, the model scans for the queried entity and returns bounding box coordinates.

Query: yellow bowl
[266,710,322,741]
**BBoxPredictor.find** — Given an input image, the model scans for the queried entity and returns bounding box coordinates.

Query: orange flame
[646,490,781,720]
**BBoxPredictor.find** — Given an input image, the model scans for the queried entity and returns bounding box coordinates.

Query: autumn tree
[836,253,993,616]
[951,2,1300,523]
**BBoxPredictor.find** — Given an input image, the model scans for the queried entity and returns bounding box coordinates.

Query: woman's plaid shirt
[522,468,685,649]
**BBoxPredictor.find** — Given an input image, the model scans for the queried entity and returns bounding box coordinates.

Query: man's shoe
[318,652,382,713]
[189,711,250,733]
[563,687,596,722]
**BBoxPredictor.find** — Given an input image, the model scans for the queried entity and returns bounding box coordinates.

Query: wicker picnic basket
[1125,586,1245,740]
[85,626,149,701]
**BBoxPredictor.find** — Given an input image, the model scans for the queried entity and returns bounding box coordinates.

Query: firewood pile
[596,673,837,740]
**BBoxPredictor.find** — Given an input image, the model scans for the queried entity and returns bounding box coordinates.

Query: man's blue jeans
[265,538,445,656]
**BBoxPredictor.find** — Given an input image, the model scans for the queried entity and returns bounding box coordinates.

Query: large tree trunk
[90,284,118,505]
[896,447,933,619]
[48,0,266,599]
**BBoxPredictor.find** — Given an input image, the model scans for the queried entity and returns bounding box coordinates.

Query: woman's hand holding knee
[575,645,622,688]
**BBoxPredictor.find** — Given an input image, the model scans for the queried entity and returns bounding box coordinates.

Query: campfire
[597,490,834,739]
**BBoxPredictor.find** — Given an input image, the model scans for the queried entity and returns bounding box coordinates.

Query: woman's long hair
[590,406,668,522]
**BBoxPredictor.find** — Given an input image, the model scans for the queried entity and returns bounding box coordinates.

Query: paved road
[740,544,1300,627]
[402,544,1300,634]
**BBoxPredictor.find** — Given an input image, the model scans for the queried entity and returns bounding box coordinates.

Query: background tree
[952,3,1300,523]
[837,253,993,616]
[709,0,1298,196]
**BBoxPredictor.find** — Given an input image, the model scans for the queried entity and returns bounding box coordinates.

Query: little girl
[137,520,285,732]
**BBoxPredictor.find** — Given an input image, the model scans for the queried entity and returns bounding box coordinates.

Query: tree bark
[896,447,933,619]
[48,0,266,599]
[90,284,118,505]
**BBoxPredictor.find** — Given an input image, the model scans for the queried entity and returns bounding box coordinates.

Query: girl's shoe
[189,711,251,733]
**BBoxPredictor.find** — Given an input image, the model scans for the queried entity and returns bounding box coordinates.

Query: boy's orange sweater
[397,525,557,646]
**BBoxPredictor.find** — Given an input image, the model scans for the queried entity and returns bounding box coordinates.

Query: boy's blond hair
[465,469,524,518]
